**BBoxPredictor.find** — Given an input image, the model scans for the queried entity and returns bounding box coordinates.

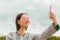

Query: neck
[17,27,25,36]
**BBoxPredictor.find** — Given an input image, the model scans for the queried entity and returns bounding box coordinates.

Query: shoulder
[6,32,16,37]
[6,32,16,40]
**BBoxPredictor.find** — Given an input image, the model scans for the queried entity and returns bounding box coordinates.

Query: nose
[26,18,30,22]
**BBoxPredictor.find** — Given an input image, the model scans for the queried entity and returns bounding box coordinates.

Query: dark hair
[16,13,27,31]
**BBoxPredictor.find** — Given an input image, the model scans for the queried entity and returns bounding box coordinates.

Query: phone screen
[50,5,55,13]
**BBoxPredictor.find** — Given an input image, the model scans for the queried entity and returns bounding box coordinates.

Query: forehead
[21,14,29,18]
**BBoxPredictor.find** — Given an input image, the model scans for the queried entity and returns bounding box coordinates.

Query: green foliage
[0,36,60,40]
[47,36,60,40]
[0,36,6,40]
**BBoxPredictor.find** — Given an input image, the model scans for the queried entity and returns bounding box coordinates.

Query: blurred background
[0,0,60,36]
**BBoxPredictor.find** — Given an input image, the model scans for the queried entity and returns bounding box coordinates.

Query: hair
[16,13,27,31]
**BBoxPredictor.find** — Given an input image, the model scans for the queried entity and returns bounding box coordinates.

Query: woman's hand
[49,12,58,25]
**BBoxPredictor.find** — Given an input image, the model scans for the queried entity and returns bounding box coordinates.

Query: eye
[23,18,26,20]
[22,17,30,20]
[21,18,27,20]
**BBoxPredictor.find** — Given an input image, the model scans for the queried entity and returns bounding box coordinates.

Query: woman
[6,12,60,40]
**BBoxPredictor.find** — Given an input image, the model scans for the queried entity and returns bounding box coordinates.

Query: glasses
[21,17,30,21]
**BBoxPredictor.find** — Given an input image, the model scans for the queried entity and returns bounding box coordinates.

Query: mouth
[24,23,29,26]
[25,22,29,25]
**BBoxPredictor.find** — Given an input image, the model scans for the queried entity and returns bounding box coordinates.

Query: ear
[17,20,20,24]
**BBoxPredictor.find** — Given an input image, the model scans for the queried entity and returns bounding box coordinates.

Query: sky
[0,0,60,36]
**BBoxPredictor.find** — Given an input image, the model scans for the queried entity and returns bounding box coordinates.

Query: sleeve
[6,32,13,40]
[33,23,60,40]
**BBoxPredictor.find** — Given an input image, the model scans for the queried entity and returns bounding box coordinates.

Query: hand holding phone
[49,5,58,25]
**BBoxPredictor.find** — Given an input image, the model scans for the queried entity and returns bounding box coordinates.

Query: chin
[25,24,29,26]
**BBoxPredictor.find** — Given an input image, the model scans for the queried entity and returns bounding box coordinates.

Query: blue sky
[0,0,60,36]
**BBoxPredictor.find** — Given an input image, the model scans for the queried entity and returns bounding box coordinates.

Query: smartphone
[50,5,55,13]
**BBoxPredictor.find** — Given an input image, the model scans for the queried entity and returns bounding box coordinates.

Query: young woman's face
[18,14,30,28]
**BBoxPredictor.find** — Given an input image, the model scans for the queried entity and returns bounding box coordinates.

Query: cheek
[21,20,26,24]
[21,19,30,24]
[28,20,30,23]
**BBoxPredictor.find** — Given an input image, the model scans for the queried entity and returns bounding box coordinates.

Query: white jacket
[6,24,59,40]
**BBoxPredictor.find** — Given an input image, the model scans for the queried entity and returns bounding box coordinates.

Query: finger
[50,12,55,15]
[49,14,55,19]
[49,13,55,17]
